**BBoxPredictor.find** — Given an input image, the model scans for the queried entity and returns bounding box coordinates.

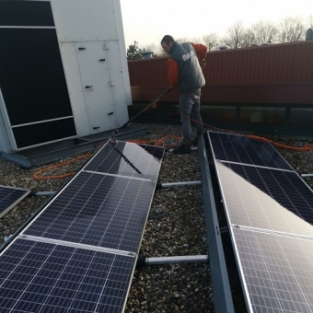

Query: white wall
[52,0,132,136]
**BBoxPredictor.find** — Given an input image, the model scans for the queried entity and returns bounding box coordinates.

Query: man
[161,35,207,154]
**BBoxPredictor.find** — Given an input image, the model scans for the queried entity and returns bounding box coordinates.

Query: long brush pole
[110,88,171,142]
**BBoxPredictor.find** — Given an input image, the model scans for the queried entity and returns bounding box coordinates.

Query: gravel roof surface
[1,123,313,313]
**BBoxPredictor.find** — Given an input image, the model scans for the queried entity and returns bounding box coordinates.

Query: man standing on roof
[161,35,207,154]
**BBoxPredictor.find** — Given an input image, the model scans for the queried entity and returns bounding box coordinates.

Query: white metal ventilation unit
[0,0,134,166]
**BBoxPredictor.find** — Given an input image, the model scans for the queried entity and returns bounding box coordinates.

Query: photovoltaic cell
[24,171,156,253]
[84,141,164,180]
[233,228,313,313]
[208,131,293,170]
[209,131,313,312]
[0,239,135,313]
[0,186,30,218]
[215,161,313,237]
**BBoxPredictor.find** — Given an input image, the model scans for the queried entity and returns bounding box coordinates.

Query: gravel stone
[1,123,313,313]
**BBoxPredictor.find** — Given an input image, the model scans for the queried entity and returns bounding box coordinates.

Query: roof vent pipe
[141,50,153,58]
[306,28,313,41]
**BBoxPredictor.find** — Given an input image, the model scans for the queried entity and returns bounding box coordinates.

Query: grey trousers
[179,89,204,145]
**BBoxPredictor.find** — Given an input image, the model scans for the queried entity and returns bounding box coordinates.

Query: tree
[307,15,313,29]
[202,33,220,51]
[142,43,159,57]
[245,21,278,45]
[127,41,142,60]
[223,21,247,49]
[277,17,305,42]
[175,36,191,43]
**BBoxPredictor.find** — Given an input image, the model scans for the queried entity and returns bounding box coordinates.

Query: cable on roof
[32,135,182,181]
[33,153,93,180]
[183,113,313,151]
[33,112,313,181]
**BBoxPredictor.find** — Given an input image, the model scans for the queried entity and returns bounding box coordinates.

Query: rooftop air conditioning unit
[0,0,132,154]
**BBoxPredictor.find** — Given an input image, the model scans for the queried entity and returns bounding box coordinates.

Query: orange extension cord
[33,116,313,180]
[185,114,313,151]
[33,135,183,180]
[33,154,94,180]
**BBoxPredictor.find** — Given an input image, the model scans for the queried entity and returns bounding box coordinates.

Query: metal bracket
[108,81,114,87]
[102,43,109,50]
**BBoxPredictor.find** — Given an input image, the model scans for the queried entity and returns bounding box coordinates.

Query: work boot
[191,132,206,146]
[191,136,199,146]
[173,144,192,154]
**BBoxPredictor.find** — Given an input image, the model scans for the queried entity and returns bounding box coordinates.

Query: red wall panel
[128,57,167,86]
[128,41,313,104]
[203,41,313,84]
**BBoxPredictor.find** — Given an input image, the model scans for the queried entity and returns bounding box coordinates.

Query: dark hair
[161,35,174,45]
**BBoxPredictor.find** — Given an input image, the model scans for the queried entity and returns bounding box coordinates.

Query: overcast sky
[119,0,312,49]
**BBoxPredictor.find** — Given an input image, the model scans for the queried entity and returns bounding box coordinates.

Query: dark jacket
[168,42,206,94]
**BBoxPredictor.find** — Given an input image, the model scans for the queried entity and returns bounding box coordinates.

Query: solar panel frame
[0,185,30,218]
[0,238,136,313]
[208,131,293,171]
[231,227,313,313]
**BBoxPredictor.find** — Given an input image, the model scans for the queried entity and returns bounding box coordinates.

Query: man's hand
[200,59,206,69]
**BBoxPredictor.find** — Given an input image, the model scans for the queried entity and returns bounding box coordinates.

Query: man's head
[161,35,174,54]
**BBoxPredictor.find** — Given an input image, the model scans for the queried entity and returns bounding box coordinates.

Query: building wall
[128,41,313,104]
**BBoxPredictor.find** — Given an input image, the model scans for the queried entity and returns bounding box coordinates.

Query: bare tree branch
[308,15,313,29]
[223,21,247,49]
[202,33,220,51]
[277,16,305,42]
[142,43,159,57]
[175,36,204,44]
[245,20,278,45]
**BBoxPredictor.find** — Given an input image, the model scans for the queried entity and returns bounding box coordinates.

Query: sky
[119,0,312,49]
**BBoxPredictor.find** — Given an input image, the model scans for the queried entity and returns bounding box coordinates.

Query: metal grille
[0,28,73,126]
[0,1,54,26]
[13,118,76,148]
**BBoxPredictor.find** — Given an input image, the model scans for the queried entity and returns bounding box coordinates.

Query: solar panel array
[208,131,313,313]
[0,141,164,312]
[0,185,30,218]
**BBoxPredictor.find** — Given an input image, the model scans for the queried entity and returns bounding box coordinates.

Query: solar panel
[209,132,313,312]
[84,141,164,180]
[208,131,293,170]
[24,171,156,253]
[0,185,30,218]
[232,228,313,313]
[0,238,135,313]
[215,161,313,237]
[0,142,164,312]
